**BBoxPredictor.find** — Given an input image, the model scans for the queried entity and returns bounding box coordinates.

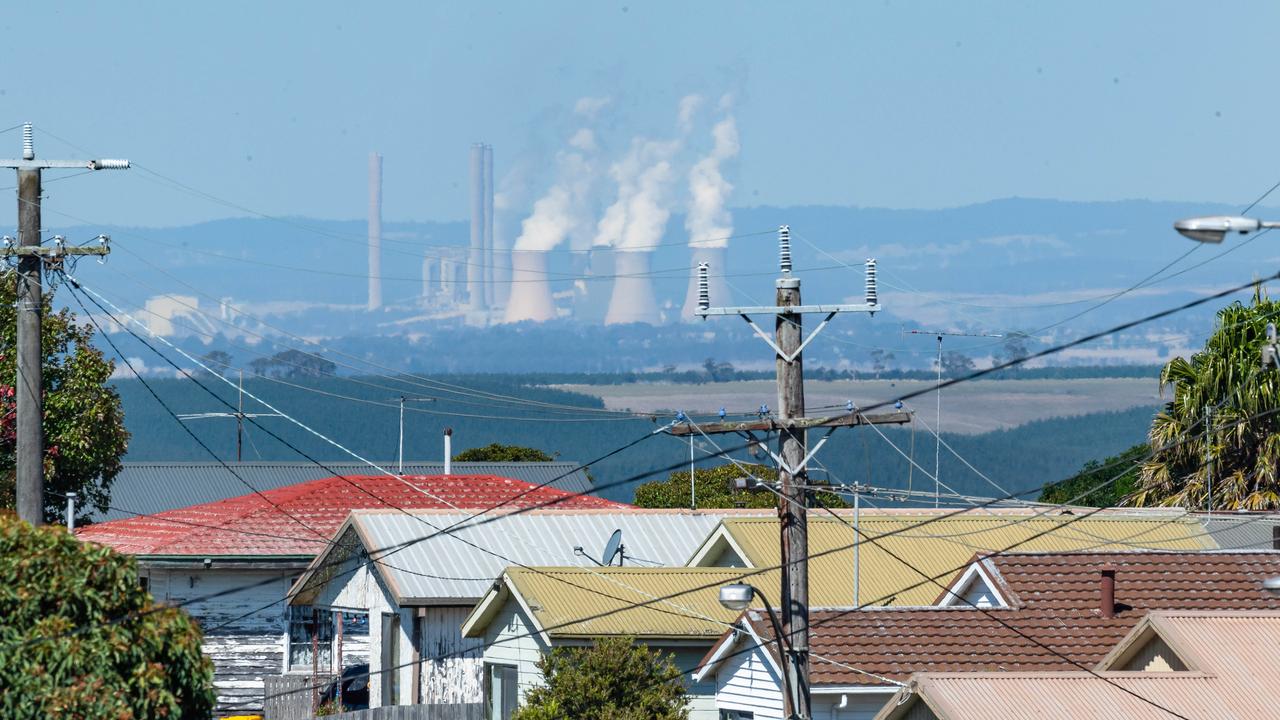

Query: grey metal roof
[92,461,594,522]
[320,509,751,604]
[1199,512,1280,551]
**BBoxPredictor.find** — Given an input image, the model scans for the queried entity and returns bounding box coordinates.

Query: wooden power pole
[1,123,127,524]
[672,225,908,720]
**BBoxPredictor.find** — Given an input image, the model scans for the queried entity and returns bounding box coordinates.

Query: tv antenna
[391,396,437,475]
[177,369,283,462]
[904,329,1004,506]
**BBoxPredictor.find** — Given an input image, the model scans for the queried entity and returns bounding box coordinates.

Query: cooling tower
[681,246,729,319]
[482,144,495,308]
[367,152,383,311]
[467,144,486,310]
[503,251,555,323]
[605,251,661,325]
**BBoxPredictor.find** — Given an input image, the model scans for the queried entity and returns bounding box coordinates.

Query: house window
[720,711,754,720]
[287,606,333,672]
[485,663,518,720]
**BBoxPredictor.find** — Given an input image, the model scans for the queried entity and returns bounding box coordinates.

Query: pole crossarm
[664,411,911,436]
[2,246,109,257]
[0,159,130,170]
[696,302,879,316]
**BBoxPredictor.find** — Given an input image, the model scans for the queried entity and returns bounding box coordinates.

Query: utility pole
[2,123,127,524]
[178,371,283,462]
[671,226,908,720]
[905,328,1003,507]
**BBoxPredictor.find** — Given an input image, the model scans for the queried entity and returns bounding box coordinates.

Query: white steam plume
[594,96,701,252]
[686,116,740,249]
[512,135,597,253]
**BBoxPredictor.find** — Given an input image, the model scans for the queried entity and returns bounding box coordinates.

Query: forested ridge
[111,374,1157,504]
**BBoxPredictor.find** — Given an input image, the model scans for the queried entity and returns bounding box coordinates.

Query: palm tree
[1128,288,1280,509]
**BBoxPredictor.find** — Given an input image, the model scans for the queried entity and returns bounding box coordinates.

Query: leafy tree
[273,348,336,378]
[999,331,1032,368]
[0,274,129,522]
[247,349,335,379]
[1039,443,1146,507]
[634,462,848,509]
[1128,290,1280,509]
[0,514,215,718]
[512,636,689,720]
[702,357,736,382]
[196,349,233,376]
[869,348,894,379]
[940,351,975,378]
[454,443,556,462]
[247,355,276,377]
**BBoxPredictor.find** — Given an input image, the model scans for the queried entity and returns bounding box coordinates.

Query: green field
[556,377,1162,435]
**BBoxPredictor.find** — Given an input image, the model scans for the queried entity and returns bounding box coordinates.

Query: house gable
[935,560,1008,609]
[1097,615,1193,673]
[687,525,752,568]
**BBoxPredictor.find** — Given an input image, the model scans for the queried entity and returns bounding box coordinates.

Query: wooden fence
[262,673,331,720]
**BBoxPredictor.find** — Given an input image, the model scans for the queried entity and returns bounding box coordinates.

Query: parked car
[320,664,370,711]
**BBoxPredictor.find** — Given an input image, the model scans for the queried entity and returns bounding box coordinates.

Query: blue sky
[2,1,1278,227]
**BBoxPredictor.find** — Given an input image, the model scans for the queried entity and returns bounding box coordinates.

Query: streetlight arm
[754,593,795,657]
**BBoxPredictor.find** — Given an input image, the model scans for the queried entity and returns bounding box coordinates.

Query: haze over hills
[66,197,1278,374]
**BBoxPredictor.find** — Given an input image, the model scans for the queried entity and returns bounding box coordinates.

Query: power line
[36,263,1280,707]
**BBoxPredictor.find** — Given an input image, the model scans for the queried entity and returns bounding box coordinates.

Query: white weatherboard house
[461,566,749,720]
[76,467,613,715]
[288,508,761,710]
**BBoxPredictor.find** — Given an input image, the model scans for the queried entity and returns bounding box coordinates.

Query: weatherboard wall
[143,565,368,714]
[476,595,719,719]
[714,640,784,719]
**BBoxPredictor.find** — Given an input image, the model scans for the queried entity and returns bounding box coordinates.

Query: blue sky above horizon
[3,1,1279,229]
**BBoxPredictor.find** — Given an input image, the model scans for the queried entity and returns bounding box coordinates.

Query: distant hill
[65,198,1275,372]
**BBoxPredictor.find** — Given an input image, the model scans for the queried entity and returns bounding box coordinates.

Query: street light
[1173,215,1280,244]
[718,584,805,720]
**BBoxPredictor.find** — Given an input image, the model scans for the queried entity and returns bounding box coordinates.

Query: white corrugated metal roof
[316,509,759,604]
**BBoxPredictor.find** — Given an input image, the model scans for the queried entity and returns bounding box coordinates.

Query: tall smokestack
[483,144,495,308]
[367,152,383,311]
[503,251,556,323]
[682,247,730,319]
[467,144,486,311]
[606,251,660,325]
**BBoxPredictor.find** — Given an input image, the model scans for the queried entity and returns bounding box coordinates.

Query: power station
[361,142,742,328]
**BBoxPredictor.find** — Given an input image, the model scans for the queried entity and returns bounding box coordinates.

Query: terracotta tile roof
[733,550,1280,688]
[877,612,1280,720]
[76,474,627,557]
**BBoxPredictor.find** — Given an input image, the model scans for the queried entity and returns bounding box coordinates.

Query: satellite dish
[602,529,624,567]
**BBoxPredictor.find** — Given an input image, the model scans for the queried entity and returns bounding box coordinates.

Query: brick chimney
[1100,566,1116,618]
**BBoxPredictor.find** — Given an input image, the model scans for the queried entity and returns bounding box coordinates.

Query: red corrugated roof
[76,473,627,557]
[732,550,1280,688]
